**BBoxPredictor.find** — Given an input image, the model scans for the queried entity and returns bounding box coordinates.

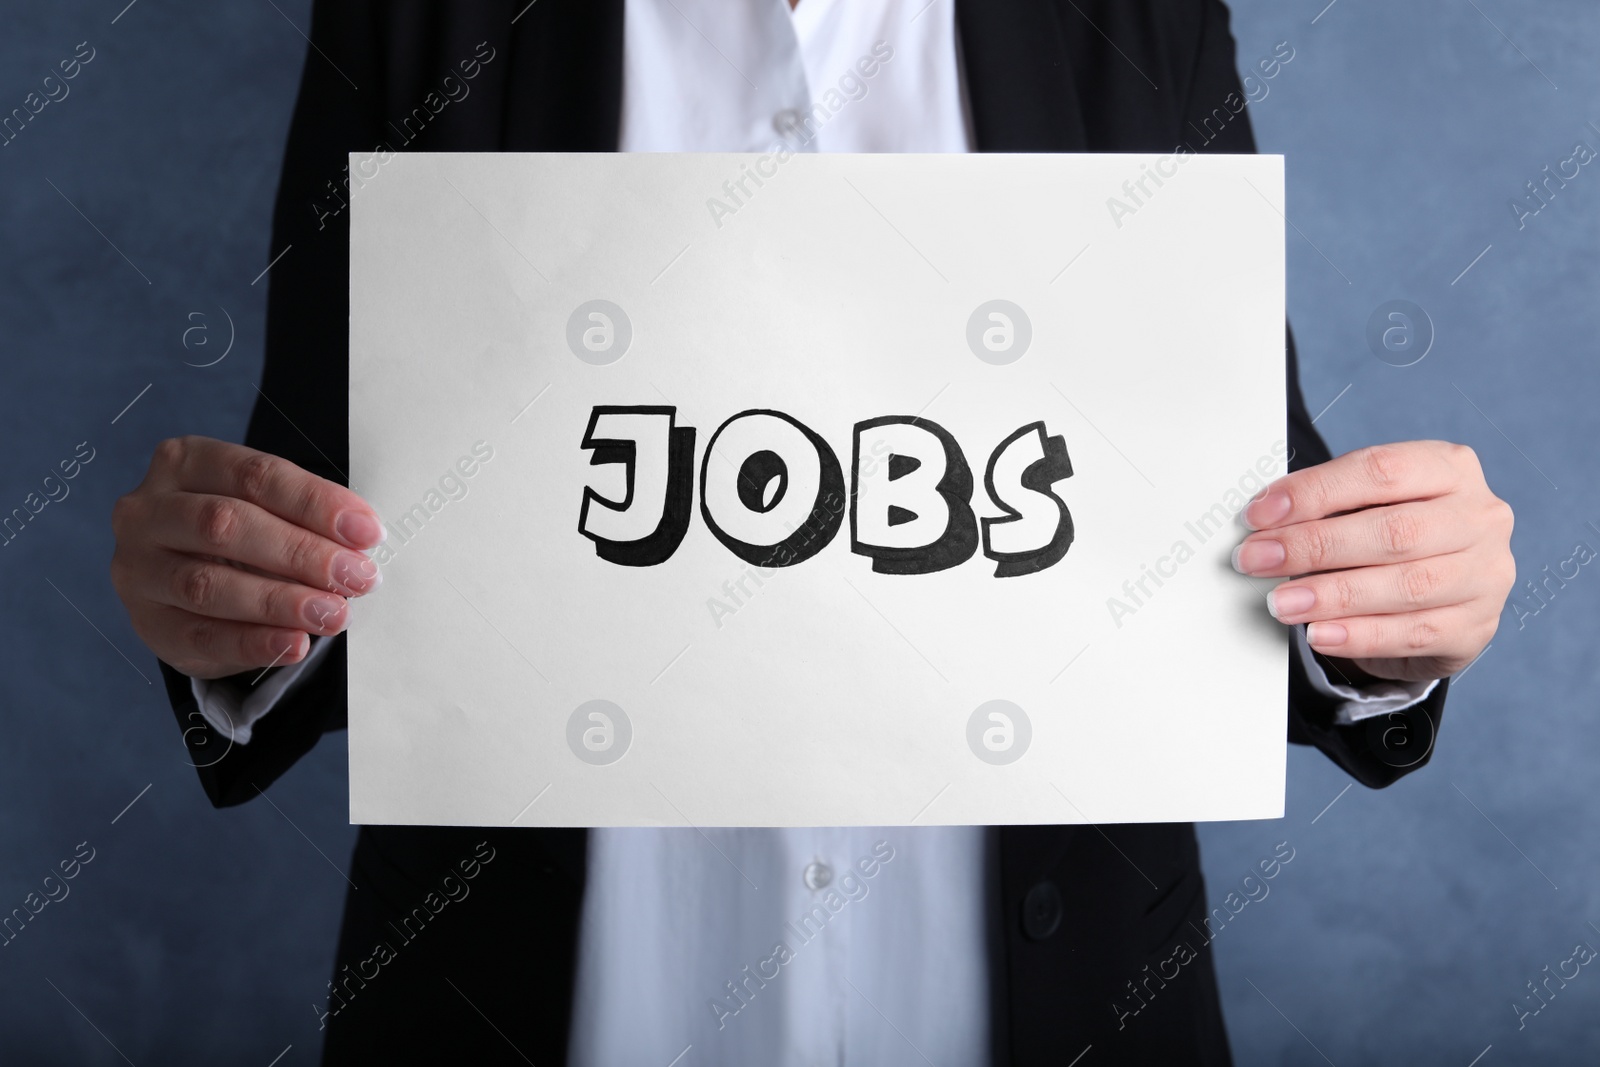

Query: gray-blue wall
[1207,1,1600,1063]
[0,1,1594,1063]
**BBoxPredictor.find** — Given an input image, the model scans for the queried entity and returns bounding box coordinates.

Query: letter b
[850,417,978,575]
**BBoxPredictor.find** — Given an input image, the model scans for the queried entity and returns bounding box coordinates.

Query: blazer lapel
[502,0,625,150]
[956,0,1089,152]
[367,0,622,152]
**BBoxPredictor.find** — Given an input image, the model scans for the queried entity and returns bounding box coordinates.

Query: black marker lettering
[578,406,695,567]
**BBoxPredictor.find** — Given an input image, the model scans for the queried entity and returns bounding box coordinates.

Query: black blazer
[160,3,1448,1063]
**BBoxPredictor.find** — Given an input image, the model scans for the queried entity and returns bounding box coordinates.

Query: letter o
[700,410,845,566]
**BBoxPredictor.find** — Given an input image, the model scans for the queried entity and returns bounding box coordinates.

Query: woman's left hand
[1233,440,1516,683]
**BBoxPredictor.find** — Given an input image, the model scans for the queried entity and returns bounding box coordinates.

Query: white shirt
[586,10,988,1062]
[195,3,1439,1064]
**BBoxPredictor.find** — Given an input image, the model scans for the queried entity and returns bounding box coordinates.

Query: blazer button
[1021,881,1063,941]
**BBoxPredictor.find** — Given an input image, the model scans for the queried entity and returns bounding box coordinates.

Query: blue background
[0,1,1595,1063]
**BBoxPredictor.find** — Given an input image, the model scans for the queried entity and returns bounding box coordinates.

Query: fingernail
[1243,489,1290,531]
[332,551,382,594]
[1268,585,1315,620]
[1307,621,1347,647]
[335,510,385,548]
[303,594,347,631]
[1231,539,1286,575]
[276,632,307,660]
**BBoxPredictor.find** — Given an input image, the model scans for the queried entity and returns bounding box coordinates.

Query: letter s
[980,422,1074,577]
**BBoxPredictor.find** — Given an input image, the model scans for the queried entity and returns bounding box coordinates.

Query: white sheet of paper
[348,151,1287,827]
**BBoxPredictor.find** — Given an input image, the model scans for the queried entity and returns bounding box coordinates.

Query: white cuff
[1293,626,1439,726]
[188,633,339,745]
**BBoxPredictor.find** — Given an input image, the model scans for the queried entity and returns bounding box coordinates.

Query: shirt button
[1021,881,1064,941]
[773,108,804,136]
[803,861,833,890]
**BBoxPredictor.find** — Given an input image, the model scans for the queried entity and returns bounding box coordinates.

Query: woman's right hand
[110,435,384,679]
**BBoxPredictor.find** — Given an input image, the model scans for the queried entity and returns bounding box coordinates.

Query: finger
[136,548,350,635]
[1233,499,1473,578]
[149,491,381,596]
[1303,603,1488,662]
[1264,552,1483,624]
[158,436,383,549]
[145,604,310,679]
[1244,441,1477,531]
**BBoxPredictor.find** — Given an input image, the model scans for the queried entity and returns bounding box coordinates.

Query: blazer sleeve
[160,0,383,807]
[1182,0,1449,788]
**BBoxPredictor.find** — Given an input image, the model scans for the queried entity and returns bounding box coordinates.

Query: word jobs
[577,406,1076,578]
